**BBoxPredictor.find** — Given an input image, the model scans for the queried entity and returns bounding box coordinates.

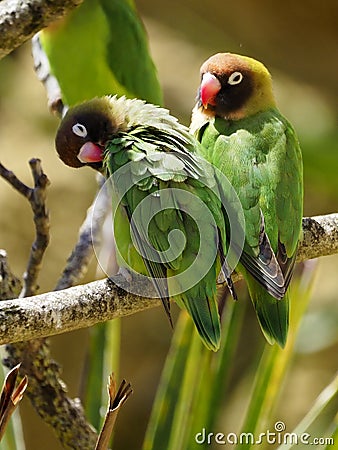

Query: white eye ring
[228,71,243,85]
[72,123,88,138]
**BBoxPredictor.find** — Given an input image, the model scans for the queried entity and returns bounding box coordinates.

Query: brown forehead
[200,53,250,76]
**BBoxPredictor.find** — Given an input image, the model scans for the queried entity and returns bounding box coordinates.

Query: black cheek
[215,81,253,116]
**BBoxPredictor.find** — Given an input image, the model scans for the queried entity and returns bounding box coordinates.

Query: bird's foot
[117,266,133,282]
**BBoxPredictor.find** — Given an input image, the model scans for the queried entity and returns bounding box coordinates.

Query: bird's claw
[117,266,133,282]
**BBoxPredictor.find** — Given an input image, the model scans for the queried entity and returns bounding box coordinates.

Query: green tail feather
[245,275,289,348]
[174,292,221,352]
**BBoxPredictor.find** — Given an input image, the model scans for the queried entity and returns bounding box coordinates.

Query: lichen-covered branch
[23,159,50,297]
[0,250,22,301]
[0,0,83,60]
[0,213,337,345]
[4,339,98,449]
[0,275,161,345]
[298,214,338,261]
[0,159,50,297]
[1,161,105,449]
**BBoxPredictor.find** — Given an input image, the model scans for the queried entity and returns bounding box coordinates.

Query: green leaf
[276,374,338,450]
[84,319,121,432]
[142,312,199,450]
[236,262,318,450]
[143,294,246,450]
[187,296,246,447]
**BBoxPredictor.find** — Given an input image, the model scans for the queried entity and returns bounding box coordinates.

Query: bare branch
[0,162,31,197]
[22,159,50,297]
[298,214,338,260]
[0,0,83,60]
[0,212,337,346]
[32,33,66,116]
[55,175,109,291]
[0,159,50,297]
[0,276,160,345]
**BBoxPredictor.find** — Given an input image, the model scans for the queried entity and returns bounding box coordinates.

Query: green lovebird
[191,53,303,347]
[34,0,162,106]
[55,95,238,351]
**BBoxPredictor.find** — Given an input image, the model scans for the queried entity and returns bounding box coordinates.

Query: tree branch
[0,159,50,297]
[0,0,83,60]
[0,275,161,345]
[298,214,338,261]
[55,175,109,291]
[4,339,98,449]
[1,161,105,449]
[0,213,337,345]
[0,250,22,301]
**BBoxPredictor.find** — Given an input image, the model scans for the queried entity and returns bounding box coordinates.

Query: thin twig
[55,175,109,291]
[31,33,66,116]
[0,159,50,297]
[95,374,133,450]
[21,159,50,297]
[0,163,31,197]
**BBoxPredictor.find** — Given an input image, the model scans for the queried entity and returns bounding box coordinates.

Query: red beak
[200,72,221,108]
[77,141,103,163]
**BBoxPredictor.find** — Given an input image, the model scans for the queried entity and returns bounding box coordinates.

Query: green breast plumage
[198,108,303,258]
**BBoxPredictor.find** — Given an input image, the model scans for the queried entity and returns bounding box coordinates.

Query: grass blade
[277,374,338,449]
[84,319,121,431]
[144,293,246,450]
[143,311,199,450]
[236,262,318,450]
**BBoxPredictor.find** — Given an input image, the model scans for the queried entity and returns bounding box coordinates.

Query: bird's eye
[72,123,88,138]
[228,71,243,85]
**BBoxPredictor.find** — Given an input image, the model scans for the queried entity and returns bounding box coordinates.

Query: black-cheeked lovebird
[191,53,303,347]
[55,95,238,351]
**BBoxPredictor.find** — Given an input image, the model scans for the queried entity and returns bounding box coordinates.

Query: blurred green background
[0,1,337,449]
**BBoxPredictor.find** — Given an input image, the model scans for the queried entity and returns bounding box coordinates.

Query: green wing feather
[102,102,227,350]
[197,108,303,346]
[38,0,162,105]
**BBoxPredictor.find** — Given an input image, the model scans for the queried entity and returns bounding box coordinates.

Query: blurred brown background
[0,0,337,448]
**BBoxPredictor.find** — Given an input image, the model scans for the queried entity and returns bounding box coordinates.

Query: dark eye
[72,123,88,138]
[228,71,243,85]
